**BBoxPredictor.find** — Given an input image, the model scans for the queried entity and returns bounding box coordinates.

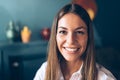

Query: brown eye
[76,31,85,35]
[59,30,67,34]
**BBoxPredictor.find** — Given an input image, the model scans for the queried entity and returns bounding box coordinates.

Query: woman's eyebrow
[58,26,67,30]
[75,26,87,30]
[58,26,87,30]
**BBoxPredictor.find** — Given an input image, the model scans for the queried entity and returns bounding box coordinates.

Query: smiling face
[56,13,88,62]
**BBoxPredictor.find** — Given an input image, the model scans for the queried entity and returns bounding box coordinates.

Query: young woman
[34,3,116,80]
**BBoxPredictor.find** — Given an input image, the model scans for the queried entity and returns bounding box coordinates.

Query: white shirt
[34,62,116,80]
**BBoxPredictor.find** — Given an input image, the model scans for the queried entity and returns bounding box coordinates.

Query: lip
[63,47,80,53]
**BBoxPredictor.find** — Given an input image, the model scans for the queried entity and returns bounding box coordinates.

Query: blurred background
[0,0,120,80]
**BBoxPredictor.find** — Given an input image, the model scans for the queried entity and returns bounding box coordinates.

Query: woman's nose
[66,33,76,44]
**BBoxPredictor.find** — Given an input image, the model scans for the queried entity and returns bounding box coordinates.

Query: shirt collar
[59,62,83,80]
[71,62,83,76]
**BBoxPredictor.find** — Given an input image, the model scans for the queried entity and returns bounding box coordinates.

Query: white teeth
[65,48,78,52]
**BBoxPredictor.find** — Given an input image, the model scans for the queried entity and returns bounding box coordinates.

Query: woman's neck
[61,59,83,80]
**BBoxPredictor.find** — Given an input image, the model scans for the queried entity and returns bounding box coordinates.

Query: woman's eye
[59,30,67,34]
[76,31,85,35]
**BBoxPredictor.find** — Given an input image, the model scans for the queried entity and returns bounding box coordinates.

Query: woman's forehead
[58,13,87,29]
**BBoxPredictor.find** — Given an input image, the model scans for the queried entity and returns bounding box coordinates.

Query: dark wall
[0,0,69,42]
[94,1,120,79]
[94,0,120,48]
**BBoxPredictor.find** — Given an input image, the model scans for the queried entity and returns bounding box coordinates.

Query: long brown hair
[45,3,98,80]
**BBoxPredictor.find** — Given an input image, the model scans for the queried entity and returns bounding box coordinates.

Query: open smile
[64,47,80,52]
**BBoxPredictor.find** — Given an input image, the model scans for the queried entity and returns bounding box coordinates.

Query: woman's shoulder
[40,61,47,68]
[96,63,116,80]
[36,62,47,73]
[34,62,47,80]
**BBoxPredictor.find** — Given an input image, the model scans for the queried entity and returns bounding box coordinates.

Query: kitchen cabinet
[0,50,2,80]
[0,41,48,80]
